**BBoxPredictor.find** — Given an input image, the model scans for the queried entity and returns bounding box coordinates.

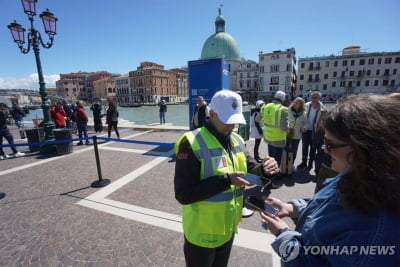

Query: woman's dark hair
[108,101,116,110]
[324,94,400,215]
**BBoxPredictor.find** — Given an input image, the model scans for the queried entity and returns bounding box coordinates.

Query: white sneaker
[242,207,255,218]
[0,154,11,160]
[13,152,25,157]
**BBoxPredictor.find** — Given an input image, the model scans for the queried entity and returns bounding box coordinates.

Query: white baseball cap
[209,90,246,125]
[274,91,286,101]
[255,100,264,107]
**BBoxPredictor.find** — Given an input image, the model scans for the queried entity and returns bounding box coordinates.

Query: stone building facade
[258,48,297,102]
[128,61,178,104]
[232,60,259,103]
[297,46,400,101]
[56,71,116,101]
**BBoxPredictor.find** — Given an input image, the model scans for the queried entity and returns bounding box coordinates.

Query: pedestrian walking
[0,103,25,159]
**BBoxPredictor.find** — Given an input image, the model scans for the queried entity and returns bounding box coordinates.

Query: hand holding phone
[245,195,279,216]
[241,173,264,186]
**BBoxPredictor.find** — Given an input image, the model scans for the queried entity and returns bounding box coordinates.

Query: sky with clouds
[1,0,399,90]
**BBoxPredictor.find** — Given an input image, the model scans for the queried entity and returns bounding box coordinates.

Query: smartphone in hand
[242,173,264,186]
[245,195,279,216]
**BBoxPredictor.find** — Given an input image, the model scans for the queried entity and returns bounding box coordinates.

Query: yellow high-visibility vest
[174,127,247,248]
[262,102,287,142]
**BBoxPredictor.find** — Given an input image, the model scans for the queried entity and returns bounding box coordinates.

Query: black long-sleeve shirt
[0,110,8,128]
[174,121,272,205]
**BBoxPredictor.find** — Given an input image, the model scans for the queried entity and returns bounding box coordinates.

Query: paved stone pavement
[0,125,317,266]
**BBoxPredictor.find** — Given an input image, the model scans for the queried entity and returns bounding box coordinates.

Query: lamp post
[8,0,57,153]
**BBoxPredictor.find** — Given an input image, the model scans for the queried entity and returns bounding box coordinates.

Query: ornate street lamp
[8,0,58,153]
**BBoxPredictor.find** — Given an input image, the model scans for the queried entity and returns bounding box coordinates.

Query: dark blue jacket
[272,173,400,266]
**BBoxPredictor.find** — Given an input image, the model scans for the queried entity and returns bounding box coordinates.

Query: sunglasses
[321,138,349,152]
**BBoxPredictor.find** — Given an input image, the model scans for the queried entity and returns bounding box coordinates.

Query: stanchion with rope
[90,135,111,188]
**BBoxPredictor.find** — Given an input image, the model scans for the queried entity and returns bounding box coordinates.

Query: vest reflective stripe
[262,102,287,141]
[191,129,223,178]
[192,129,246,202]
[264,107,282,128]
[175,127,247,248]
[206,187,244,202]
[230,132,246,152]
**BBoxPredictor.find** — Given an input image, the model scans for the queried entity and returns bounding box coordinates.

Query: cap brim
[221,113,246,125]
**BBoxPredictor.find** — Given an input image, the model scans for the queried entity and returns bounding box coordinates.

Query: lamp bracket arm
[18,32,32,54]
[37,31,54,49]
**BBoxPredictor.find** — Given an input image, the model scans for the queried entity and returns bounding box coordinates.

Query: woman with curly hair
[259,94,400,266]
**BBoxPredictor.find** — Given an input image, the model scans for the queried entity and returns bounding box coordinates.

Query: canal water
[24,104,193,127]
[24,103,334,127]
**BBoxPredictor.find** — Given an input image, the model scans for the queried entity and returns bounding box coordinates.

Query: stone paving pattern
[0,125,316,266]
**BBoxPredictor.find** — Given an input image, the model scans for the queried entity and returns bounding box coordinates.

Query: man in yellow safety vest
[174,90,279,266]
[261,90,289,166]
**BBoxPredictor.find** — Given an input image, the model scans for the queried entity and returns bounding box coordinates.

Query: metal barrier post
[90,135,111,188]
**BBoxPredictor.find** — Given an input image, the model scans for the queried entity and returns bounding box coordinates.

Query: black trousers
[107,121,119,138]
[184,234,235,267]
[0,128,18,155]
[301,130,317,165]
[253,137,262,159]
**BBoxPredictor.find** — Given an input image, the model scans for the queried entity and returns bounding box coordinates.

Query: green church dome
[200,10,241,61]
[201,32,241,60]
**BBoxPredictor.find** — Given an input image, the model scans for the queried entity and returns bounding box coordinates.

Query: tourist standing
[250,100,264,162]
[50,102,67,128]
[191,96,210,129]
[11,103,26,138]
[62,100,73,128]
[106,102,119,139]
[259,94,400,266]
[287,97,307,172]
[11,103,24,129]
[75,100,90,145]
[158,100,167,124]
[314,110,338,193]
[297,91,327,170]
[90,102,103,133]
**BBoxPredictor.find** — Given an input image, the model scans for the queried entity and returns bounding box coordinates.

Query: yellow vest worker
[262,102,287,142]
[261,91,288,165]
[174,90,279,266]
[175,128,246,247]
